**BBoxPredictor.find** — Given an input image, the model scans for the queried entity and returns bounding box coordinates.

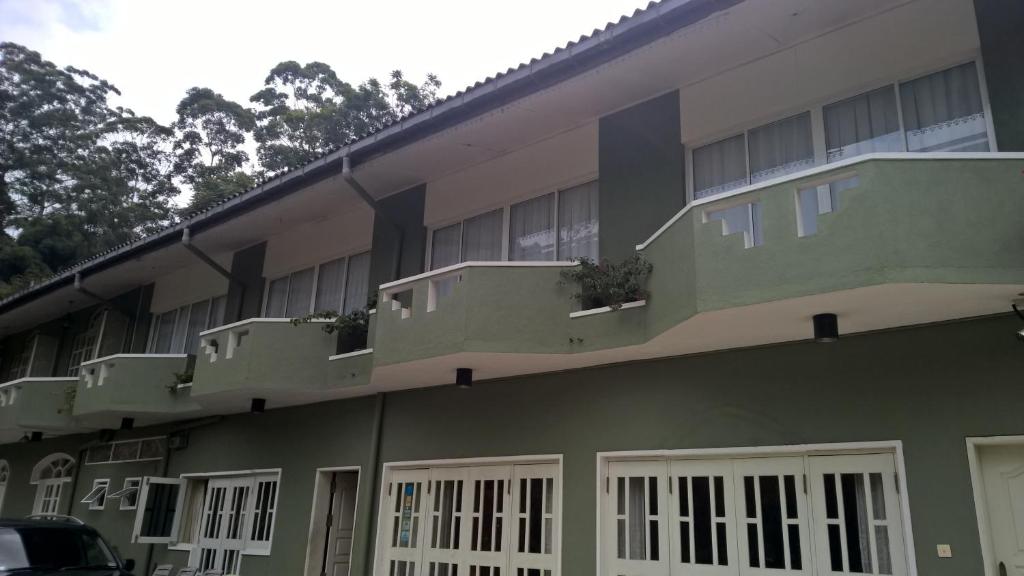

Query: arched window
[31,453,75,516]
[0,460,9,516]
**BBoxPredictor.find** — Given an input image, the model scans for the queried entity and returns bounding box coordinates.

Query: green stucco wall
[974,0,1024,151]
[1,315,1021,576]
[368,184,427,296]
[598,91,685,262]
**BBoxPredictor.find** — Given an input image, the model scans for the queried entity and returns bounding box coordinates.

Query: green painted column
[225,241,267,322]
[367,184,427,292]
[598,91,685,262]
[974,0,1024,151]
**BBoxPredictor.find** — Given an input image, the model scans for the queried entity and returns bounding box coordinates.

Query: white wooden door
[808,454,906,576]
[668,459,737,576]
[33,480,63,515]
[978,445,1024,576]
[328,472,359,576]
[509,463,560,576]
[605,461,671,576]
[461,465,513,576]
[423,467,469,576]
[733,457,811,576]
[198,478,251,574]
[380,469,429,576]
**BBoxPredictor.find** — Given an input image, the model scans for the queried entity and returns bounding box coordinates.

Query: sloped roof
[0,0,735,314]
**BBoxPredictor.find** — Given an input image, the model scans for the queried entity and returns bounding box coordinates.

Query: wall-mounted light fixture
[120,417,134,431]
[813,313,839,343]
[250,398,266,414]
[456,368,473,389]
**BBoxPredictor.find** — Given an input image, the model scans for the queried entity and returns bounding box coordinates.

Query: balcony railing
[0,377,83,434]
[73,354,201,426]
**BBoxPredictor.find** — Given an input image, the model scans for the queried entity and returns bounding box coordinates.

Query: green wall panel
[368,184,427,296]
[974,0,1024,151]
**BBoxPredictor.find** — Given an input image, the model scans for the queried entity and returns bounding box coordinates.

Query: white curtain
[461,209,503,261]
[314,257,346,313]
[431,224,461,270]
[170,304,190,353]
[265,277,289,318]
[509,193,555,261]
[900,61,988,152]
[152,311,177,353]
[183,299,210,355]
[343,252,371,314]
[824,86,903,162]
[748,113,814,183]
[693,134,747,199]
[558,181,599,261]
[627,477,647,560]
[285,267,315,318]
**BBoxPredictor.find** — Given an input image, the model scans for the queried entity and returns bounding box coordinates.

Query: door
[978,445,1024,576]
[509,463,560,576]
[198,478,251,574]
[605,460,671,576]
[380,469,429,576]
[324,472,359,576]
[733,457,811,576]
[461,465,512,576]
[668,459,737,576]
[808,454,906,576]
[33,480,64,515]
[423,467,468,576]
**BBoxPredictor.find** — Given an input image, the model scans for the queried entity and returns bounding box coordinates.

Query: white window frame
[82,478,110,510]
[5,335,38,382]
[146,295,227,354]
[113,477,142,511]
[30,453,75,516]
[373,455,563,576]
[424,174,599,270]
[262,250,371,318]
[595,441,917,576]
[85,437,167,465]
[132,476,187,544]
[684,54,997,203]
[68,310,107,377]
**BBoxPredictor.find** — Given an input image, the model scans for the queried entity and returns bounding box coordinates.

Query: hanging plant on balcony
[292,295,377,354]
[58,385,76,415]
[559,254,653,311]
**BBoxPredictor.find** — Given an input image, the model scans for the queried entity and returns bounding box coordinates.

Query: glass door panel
[383,469,429,576]
[668,459,737,576]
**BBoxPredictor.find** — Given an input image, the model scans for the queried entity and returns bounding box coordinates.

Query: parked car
[0,517,135,575]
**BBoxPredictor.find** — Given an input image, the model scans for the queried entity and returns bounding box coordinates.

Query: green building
[0,1,1023,575]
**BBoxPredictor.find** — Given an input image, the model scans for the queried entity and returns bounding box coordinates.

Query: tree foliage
[0,42,441,298]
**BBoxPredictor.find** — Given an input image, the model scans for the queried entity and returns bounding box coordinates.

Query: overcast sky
[0,0,648,125]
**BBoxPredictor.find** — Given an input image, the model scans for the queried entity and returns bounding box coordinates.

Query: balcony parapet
[0,377,84,434]
[73,354,201,426]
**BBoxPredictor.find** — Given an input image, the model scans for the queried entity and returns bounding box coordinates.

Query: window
[68,311,105,377]
[5,336,36,382]
[693,114,813,199]
[824,86,903,162]
[705,202,763,248]
[132,472,281,571]
[510,194,555,262]
[149,296,227,355]
[265,252,371,318]
[82,479,110,510]
[30,453,75,516]
[111,477,142,510]
[601,452,907,576]
[86,438,166,465]
[377,460,561,576]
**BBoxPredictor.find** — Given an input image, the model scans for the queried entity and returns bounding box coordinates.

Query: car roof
[0,519,96,531]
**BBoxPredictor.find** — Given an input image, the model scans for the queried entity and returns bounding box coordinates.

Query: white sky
[0,0,649,125]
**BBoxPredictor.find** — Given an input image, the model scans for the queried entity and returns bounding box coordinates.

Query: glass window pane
[627,477,647,560]
[462,209,503,261]
[748,113,814,183]
[693,134,747,199]
[824,85,903,162]
[285,267,315,317]
[314,258,347,314]
[343,252,371,314]
[509,194,555,262]
[431,224,462,270]
[693,476,712,565]
[265,277,289,318]
[900,61,988,152]
[170,305,190,354]
[759,476,784,569]
[183,299,210,355]
[558,181,599,261]
[209,295,227,329]
[152,311,177,354]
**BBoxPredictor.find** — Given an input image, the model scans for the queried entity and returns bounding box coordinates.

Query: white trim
[328,348,374,361]
[380,260,579,293]
[636,151,1024,250]
[199,317,333,337]
[568,300,646,319]
[116,477,142,511]
[80,353,188,367]
[595,441,918,576]
[0,376,78,388]
[179,467,283,480]
[966,435,1024,576]
[373,454,564,576]
[301,465,362,576]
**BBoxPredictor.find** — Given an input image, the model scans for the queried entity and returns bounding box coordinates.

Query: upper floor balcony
[73,354,202,428]
[0,377,84,437]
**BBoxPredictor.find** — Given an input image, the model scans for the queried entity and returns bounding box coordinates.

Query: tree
[251,62,440,174]
[172,87,256,215]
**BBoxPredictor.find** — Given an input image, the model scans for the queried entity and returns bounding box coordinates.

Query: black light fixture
[456,368,473,389]
[250,398,266,414]
[120,417,134,431]
[29,431,43,442]
[98,429,116,443]
[813,313,839,343]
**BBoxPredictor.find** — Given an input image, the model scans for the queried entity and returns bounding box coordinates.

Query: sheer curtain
[693,134,747,199]
[284,267,315,317]
[343,252,371,314]
[509,194,554,261]
[431,224,461,270]
[900,62,988,152]
[558,181,599,261]
[183,299,210,354]
[265,277,289,318]
[461,209,503,261]
[170,304,190,353]
[314,257,347,313]
[748,113,814,183]
[152,311,178,353]
[824,86,903,162]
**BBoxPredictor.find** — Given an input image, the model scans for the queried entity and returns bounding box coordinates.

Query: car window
[0,527,117,571]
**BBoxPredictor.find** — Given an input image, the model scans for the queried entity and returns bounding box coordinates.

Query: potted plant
[292,295,376,355]
[559,254,653,311]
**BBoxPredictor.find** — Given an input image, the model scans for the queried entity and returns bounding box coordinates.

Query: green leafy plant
[292,296,377,354]
[173,371,194,385]
[58,384,76,415]
[559,255,653,311]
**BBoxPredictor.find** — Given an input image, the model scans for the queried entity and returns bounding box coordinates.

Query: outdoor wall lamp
[120,417,134,430]
[251,398,266,414]
[456,368,473,389]
[813,313,839,342]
